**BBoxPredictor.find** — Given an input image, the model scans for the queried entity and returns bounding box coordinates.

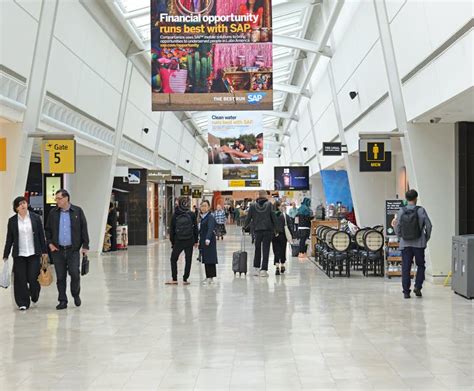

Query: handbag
[81,255,89,276]
[283,213,293,243]
[0,259,11,288]
[38,255,53,287]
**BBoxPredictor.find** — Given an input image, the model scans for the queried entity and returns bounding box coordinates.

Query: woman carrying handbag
[2,197,48,310]
[272,201,294,275]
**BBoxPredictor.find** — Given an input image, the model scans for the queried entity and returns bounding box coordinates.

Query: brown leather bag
[38,255,53,286]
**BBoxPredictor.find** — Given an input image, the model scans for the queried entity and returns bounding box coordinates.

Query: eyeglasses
[55,196,64,201]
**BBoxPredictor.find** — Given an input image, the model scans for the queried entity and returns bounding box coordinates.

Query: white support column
[68,60,134,252]
[373,0,455,281]
[15,0,59,192]
[0,1,58,249]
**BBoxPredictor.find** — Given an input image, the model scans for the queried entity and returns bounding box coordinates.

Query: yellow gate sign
[41,140,76,173]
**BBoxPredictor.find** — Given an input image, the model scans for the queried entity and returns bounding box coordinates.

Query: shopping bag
[0,259,11,288]
[81,255,89,276]
[38,255,53,286]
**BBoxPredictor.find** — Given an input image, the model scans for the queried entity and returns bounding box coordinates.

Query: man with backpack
[395,189,432,299]
[166,196,198,285]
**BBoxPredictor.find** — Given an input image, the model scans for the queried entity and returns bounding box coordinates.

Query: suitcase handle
[241,229,246,252]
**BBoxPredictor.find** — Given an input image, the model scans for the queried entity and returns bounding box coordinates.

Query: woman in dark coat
[3,196,47,310]
[199,200,218,284]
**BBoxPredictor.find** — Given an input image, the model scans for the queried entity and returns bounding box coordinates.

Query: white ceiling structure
[106,0,325,154]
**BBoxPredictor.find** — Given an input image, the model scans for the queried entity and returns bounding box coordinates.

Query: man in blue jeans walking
[394,189,432,299]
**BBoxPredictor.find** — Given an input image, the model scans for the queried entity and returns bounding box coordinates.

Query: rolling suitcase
[233,231,248,277]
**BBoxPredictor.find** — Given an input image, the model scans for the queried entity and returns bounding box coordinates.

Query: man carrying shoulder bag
[394,189,432,299]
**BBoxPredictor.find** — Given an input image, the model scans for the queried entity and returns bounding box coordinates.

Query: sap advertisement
[274,166,310,191]
[151,0,273,111]
[208,112,263,164]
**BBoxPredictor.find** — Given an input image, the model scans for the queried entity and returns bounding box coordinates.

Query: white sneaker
[260,270,269,277]
[201,278,211,285]
[253,267,260,276]
[19,306,27,311]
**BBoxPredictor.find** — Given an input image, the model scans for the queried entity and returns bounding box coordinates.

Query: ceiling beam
[262,111,299,121]
[274,83,311,98]
[123,8,149,20]
[273,35,332,57]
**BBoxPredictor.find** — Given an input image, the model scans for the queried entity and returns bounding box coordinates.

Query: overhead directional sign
[229,180,262,188]
[192,189,202,199]
[165,176,183,185]
[359,139,392,172]
[41,139,76,174]
[323,142,346,156]
[180,185,192,196]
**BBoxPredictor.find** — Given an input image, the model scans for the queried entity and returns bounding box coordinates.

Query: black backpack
[400,206,421,240]
[175,213,194,241]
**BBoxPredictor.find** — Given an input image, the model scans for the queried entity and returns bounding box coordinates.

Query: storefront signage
[165,175,183,185]
[359,139,392,172]
[41,139,76,174]
[385,199,404,236]
[128,170,141,184]
[192,189,202,199]
[148,169,172,182]
[0,138,6,171]
[151,0,273,111]
[180,184,192,196]
[323,142,347,156]
[229,180,262,188]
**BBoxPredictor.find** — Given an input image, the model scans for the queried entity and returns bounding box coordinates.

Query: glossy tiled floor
[0,226,473,391]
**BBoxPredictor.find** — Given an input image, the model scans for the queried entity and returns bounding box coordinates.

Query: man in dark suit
[45,189,89,310]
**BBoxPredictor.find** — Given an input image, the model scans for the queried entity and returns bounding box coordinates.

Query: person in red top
[239,0,264,28]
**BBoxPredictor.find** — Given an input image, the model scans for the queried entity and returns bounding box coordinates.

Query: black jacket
[45,204,90,251]
[199,213,218,264]
[3,213,47,259]
[169,208,199,245]
[274,212,294,235]
[244,198,277,232]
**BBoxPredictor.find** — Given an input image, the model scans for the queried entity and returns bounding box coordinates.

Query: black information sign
[180,185,191,196]
[192,189,202,199]
[359,139,392,172]
[385,199,404,236]
[165,175,183,185]
[245,180,262,187]
[323,142,342,156]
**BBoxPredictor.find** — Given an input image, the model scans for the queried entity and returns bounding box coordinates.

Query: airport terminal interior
[0,0,473,390]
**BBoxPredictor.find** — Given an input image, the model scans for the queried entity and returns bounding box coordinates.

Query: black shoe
[403,293,411,299]
[56,301,67,310]
[413,288,422,297]
[74,296,82,307]
[281,265,286,274]
[275,267,280,276]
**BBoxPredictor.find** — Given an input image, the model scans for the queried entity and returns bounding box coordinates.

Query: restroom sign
[359,139,391,172]
[41,139,76,173]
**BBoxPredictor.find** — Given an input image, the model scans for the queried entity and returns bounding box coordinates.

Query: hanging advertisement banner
[151,0,273,111]
[208,112,263,164]
[223,165,258,180]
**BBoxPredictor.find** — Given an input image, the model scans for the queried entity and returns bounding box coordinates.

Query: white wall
[0,1,38,79]
[406,122,456,278]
